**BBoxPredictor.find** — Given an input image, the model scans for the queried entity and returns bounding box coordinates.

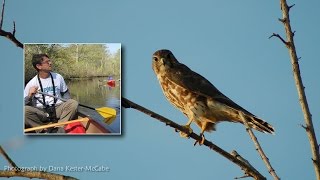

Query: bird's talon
[194,133,205,146]
[193,141,198,146]
[200,133,205,145]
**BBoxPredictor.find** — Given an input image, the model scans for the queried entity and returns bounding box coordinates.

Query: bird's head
[152,49,179,74]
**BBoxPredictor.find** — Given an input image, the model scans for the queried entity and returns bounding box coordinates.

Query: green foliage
[24,44,121,82]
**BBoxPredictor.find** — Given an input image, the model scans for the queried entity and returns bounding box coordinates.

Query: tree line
[24,44,120,82]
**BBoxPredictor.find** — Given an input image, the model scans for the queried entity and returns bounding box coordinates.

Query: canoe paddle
[24,118,90,133]
[37,92,117,120]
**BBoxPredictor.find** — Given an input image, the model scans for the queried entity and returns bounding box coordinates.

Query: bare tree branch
[0,170,78,180]
[122,97,266,180]
[239,112,280,180]
[273,0,320,179]
[269,33,288,47]
[0,145,18,169]
[0,29,23,48]
[0,145,78,180]
[0,0,23,48]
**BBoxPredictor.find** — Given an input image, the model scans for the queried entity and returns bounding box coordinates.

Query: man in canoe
[24,54,79,133]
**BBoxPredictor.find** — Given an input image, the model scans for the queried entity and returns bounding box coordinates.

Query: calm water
[66,77,121,134]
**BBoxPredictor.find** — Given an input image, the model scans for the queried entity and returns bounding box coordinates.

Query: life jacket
[64,122,86,134]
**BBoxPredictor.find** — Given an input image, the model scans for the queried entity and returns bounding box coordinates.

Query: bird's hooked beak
[160,58,166,66]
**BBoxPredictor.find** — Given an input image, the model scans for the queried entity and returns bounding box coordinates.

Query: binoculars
[45,104,57,123]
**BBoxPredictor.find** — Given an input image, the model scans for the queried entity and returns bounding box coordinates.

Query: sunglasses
[41,59,52,65]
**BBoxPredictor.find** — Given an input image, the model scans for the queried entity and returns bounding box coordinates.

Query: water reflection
[66,77,121,134]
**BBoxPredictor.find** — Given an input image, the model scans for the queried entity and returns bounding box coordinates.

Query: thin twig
[12,20,15,36]
[122,97,266,180]
[235,175,251,179]
[300,124,307,130]
[0,0,23,48]
[278,18,286,23]
[0,145,18,169]
[0,0,5,29]
[269,33,288,47]
[239,112,280,180]
[277,0,320,179]
[288,4,295,11]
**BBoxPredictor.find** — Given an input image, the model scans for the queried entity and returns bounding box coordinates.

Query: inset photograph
[23,43,121,135]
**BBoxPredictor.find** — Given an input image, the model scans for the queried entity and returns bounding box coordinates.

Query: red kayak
[107,80,116,87]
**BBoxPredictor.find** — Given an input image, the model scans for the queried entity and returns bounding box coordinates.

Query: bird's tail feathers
[246,116,275,134]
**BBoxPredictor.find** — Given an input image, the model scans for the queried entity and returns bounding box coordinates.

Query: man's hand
[28,86,39,98]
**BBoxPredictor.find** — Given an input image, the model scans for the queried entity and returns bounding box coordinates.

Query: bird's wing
[167,63,255,116]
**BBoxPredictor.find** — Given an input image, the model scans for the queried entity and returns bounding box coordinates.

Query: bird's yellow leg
[179,119,193,138]
[199,125,206,145]
[194,122,207,146]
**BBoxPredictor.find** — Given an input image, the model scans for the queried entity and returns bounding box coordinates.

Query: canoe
[75,111,111,134]
[24,111,111,134]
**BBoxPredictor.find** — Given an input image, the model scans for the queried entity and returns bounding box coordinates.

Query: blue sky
[1,0,320,179]
[107,43,120,54]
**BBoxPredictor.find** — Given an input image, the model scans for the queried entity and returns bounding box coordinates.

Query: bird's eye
[153,57,158,62]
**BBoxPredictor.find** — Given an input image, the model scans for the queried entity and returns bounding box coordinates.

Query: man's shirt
[24,72,68,108]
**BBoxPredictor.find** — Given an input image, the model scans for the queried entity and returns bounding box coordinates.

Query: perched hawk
[152,49,274,142]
